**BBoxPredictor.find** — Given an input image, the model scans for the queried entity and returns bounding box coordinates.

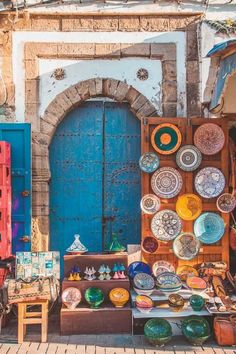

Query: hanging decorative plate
[127,262,152,279]
[139,152,160,173]
[176,194,202,221]
[133,272,155,290]
[151,167,183,199]
[152,260,175,277]
[194,123,225,155]
[176,265,199,282]
[176,145,202,172]
[173,233,200,260]
[140,194,161,215]
[186,277,207,291]
[194,212,225,244]
[156,272,182,292]
[194,167,225,199]
[217,193,236,213]
[141,236,159,254]
[151,123,182,155]
[151,209,182,241]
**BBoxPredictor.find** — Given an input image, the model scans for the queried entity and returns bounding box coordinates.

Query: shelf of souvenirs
[62,278,130,292]
[61,303,131,313]
[130,289,210,303]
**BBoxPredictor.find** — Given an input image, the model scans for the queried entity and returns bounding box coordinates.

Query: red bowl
[142,236,159,254]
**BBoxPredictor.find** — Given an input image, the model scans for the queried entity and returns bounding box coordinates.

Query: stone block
[32,155,50,172]
[32,132,51,147]
[64,85,81,106]
[2,57,13,81]
[42,110,60,127]
[75,80,90,100]
[32,142,48,157]
[6,83,15,106]
[169,16,198,30]
[121,43,150,57]
[31,216,49,252]
[151,43,176,60]
[45,99,65,122]
[187,82,201,116]
[95,44,121,58]
[40,119,55,137]
[126,87,140,105]
[95,78,103,96]
[187,30,198,61]
[24,43,38,60]
[162,80,177,102]
[93,17,119,31]
[32,181,49,193]
[187,60,199,83]
[137,101,157,117]
[32,206,49,217]
[55,92,73,113]
[131,94,148,112]
[31,16,60,31]
[62,17,94,31]
[114,81,130,102]
[57,43,95,58]
[25,79,39,103]
[119,16,140,31]
[140,17,169,31]
[25,60,39,80]
[163,60,177,81]
[103,79,119,98]
[162,102,177,117]
[37,43,58,58]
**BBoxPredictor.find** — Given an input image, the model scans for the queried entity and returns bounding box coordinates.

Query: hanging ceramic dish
[194,212,225,244]
[127,261,152,279]
[156,272,182,293]
[176,145,202,172]
[151,167,183,199]
[140,194,161,215]
[176,194,202,221]
[133,272,155,290]
[217,193,236,213]
[151,123,182,155]
[151,209,182,242]
[186,277,207,291]
[141,236,159,254]
[139,152,160,173]
[194,123,225,155]
[152,260,175,277]
[194,167,225,199]
[173,232,200,260]
[176,265,198,282]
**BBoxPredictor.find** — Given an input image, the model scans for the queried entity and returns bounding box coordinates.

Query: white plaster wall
[12,31,186,122]
[39,58,162,116]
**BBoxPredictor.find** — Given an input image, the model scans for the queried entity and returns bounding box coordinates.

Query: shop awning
[206,40,236,111]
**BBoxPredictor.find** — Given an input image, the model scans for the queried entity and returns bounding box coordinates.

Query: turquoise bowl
[181,316,210,345]
[144,318,172,346]
[84,287,104,309]
[189,294,205,311]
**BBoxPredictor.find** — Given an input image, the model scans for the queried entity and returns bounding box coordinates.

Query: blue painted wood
[0,123,31,253]
[50,101,141,264]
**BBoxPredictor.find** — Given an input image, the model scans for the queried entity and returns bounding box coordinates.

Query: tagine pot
[144,318,172,346]
[84,287,104,309]
[181,316,210,345]
[189,294,205,311]
[66,234,88,254]
[108,233,126,253]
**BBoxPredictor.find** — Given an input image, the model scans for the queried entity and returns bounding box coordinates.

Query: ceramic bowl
[176,265,198,282]
[144,318,172,346]
[136,295,153,313]
[109,287,129,308]
[133,287,154,296]
[168,294,185,312]
[61,287,82,310]
[133,273,155,290]
[84,287,104,309]
[181,315,211,345]
[141,236,159,254]
[189,294,205,311]
[186,277,207,292]
[128,262,152,279]
[156,272,182,293]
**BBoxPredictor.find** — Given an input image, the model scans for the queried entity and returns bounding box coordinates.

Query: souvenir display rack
[60,253,132,335]
[141,117,229,268]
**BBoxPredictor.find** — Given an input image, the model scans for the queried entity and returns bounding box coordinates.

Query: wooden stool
[17,299,48,343]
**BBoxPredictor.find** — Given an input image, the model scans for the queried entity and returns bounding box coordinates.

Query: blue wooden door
[0,123,31,253]
[50,102,140,260]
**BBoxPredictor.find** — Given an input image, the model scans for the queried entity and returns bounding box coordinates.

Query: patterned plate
[133,272,155,290]
[140,194,161,215]
[151,209,182,241]
[194,167,225,199]
[176,194,202,221]
[194,212,225,244]
[128,262,152,279]
[173,233,200,260]
[151,167,183,199]
[151,123,182,155]
[217,193,236,213]
[194,123,225,155]
[139,152,160,173]
[176,265,198,282]
[176,145,202,172]
[156,272,182,292]
[152,260,175,277]
[186,276,207,290]
[142,236,159,254]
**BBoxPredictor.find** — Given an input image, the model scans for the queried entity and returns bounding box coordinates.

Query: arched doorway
[49,101,141,260]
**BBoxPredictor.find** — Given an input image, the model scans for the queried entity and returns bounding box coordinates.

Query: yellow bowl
[109,288,130,308]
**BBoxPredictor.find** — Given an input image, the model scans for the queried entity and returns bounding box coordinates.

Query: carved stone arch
[32,78,158,251]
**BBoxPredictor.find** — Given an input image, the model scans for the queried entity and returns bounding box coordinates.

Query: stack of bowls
[168,294,185,312]
[133,272,155,296]
[156,272,182,293]
[136,295,153,313]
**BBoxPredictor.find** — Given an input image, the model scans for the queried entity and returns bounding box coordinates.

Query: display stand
[60,253,132,335]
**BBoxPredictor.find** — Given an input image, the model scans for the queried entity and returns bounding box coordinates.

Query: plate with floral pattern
[194,167,225,199]
[140,194,161,214]
[176,145,202,172]
[151,209,182,241]
[217,193,236,213]
[139,152,160,173]
[173,232,200,260]
[152,260,175,277]
[151,167,183,199]
[194,123,225,155]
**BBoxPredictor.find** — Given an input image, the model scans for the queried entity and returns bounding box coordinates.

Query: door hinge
[19,236,31,243]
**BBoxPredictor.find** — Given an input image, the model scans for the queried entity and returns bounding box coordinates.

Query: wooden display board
[141,117,230,268]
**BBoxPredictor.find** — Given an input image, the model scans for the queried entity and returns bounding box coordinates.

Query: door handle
[21,190,30,197]
[19,236,30,243]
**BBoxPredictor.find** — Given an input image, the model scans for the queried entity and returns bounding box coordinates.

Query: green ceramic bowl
[84,287,104,309]
[181,316,210,345]
[189,294,205,311]
[144,318,172,346]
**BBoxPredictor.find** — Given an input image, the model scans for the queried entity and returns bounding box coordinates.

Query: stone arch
[32,78,158,251]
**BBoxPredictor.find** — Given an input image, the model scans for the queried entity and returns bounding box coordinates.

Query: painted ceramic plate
[136,295,153,308]
[151,123,182,155]
[151,209,182,241]
[176,194,202,221]
[133,272,155,290]
[151,167,183,199]
[173,233,200,260]
[142,236,159,254]
[194,123,225,155]
[194,167,225,199]
[140,194,161,215]
[176,145,202,171]
[156,272,182,292]
[186,276,207,290]
[139,152,160,173]
[217,193,236,213]
[152,260,175,277]
[176,265,198,282]
[61,287,82,310]
[128,262,152,279]
[194,212,225,244]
